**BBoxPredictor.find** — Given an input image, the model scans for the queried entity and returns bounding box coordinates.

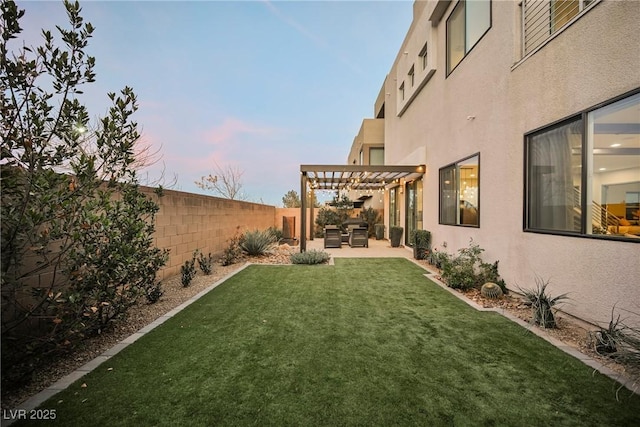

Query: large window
[525,91,640,240]
[446,0,491,75]
[439,154,480,226]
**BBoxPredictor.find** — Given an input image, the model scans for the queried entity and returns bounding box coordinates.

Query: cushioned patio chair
[324,227,342,248]
[349,227,369,248]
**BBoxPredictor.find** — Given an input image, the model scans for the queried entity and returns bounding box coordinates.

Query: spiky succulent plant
[481,282,503,299]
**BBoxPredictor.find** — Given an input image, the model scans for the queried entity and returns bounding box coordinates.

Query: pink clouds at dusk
[16,1,413,205]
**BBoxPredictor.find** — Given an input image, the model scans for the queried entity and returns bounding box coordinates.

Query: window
[399,82,405,100]
[405,179,423,246]
[522,0,597,56]
[439,154,480,226]
[369,147,384,165]
[525,91,640,239]
[419,42,428,70]
[408,65,415,87]
[446,0,491,75]
[389,187,400,227]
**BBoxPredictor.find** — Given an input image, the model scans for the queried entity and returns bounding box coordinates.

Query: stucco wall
[382,0,640,326]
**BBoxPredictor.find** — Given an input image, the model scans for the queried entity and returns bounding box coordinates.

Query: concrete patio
[305,236,414,260]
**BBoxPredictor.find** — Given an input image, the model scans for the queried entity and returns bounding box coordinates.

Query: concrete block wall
[142,187,277,280]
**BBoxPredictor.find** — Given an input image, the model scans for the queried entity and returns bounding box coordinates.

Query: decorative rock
[480,282,503,299]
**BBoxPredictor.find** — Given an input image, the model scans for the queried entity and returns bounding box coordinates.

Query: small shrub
[478,260,508,294]
[241,229,277,256]
[196,250,214,275]
[412,229,432,260]
[267,226,283,243]
[519,277,569,328]
[439,239,507,292]
[145,281,164,304]
[359,207,381,237]
[315,207,348,238]
[181,257,197,287]
[590,308,640,377]
[221,227,244,266]
[290,249,330,265]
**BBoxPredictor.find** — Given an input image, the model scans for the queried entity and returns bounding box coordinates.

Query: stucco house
[350,0,639,326]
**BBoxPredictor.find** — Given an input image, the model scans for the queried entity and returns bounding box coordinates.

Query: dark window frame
[523,88,640,243]
[446,0,492,76]
[439,152,481,227]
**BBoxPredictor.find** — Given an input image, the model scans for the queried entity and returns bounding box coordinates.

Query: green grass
[18,259,640,426]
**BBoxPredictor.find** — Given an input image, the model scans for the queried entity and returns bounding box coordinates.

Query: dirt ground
[2,247,637,408]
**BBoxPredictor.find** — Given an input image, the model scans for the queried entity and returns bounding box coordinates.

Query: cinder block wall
[143,187,277,280]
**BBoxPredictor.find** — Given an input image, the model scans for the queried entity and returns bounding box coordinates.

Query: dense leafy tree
[1,0,168,390]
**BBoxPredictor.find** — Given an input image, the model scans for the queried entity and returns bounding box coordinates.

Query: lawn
[17,259,640,426]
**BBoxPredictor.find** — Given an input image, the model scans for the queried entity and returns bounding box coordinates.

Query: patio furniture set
[324,221,369,248]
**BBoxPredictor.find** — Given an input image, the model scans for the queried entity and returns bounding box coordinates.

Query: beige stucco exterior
[369,0,640,326]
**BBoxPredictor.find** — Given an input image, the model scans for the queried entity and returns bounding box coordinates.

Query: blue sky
[15,0,413,205]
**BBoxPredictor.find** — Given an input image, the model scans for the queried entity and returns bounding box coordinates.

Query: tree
[282,190,301,208]
[1,0,168,389]
[195,160,247,200]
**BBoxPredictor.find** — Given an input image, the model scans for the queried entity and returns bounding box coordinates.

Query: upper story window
[446,0,491,75]
[369,147,384,165]
[524,90,640,241]
[408,65,415,87]
[440,153,480,226]
[522,0,598,56]
[419,42,428,70]
[399,82,405,100]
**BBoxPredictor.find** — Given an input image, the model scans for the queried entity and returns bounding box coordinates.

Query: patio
[306,236,414,261]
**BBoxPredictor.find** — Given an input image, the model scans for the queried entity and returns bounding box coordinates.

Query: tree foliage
[1,0,168,390]
[282,189,301,208]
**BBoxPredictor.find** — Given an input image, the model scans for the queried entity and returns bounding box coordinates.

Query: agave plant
[240,229,277,256]
[519,277,569,328]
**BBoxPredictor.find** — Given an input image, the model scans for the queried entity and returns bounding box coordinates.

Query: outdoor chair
[324,227,342,248]
[349,227,369,248]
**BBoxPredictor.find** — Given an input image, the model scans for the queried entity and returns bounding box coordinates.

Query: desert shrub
[439,239,507,292]
[290,250,330,265]
[181,257,197,287]
[412,229,432,260]
[221,227,244,266]
[478,260,508,294]
[241,229,277,256]
[518,277,569,328]
[314,208,345,237]
[359,207,381,237]
[145,281,164,304]
[590,308,640,378]
[267,226,283,243]
[196,250,214,275]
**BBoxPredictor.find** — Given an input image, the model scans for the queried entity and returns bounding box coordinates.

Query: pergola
[299,164,425,251]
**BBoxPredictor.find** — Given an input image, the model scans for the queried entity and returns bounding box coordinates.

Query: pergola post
[300,171,307,252]
[309,188,315,242]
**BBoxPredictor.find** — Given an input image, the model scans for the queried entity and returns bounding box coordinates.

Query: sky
[13,0,413,206]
